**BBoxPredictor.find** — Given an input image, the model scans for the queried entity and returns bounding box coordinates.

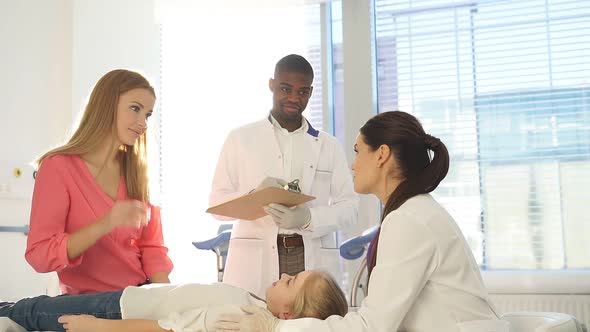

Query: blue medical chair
[192,224,232,282]
[339,225,380,307]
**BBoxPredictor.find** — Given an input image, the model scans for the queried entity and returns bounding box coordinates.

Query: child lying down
[0,270,347,332]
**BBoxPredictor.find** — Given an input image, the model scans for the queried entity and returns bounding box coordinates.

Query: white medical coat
[209,116,358,298]
[279,194,500,332]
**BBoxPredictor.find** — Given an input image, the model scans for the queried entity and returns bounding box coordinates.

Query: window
[329,1,345,142]
[374,0,590,269]
[157,2,326,283]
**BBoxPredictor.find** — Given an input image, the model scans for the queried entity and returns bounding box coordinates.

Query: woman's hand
[58,314,103,332]
[149,271,171,283]
[66,201,149,260]
[215,305,280,332]
[104,200,149,230]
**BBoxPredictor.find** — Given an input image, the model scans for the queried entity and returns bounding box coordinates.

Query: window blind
[374,0,590,270]
[304,5,325,131]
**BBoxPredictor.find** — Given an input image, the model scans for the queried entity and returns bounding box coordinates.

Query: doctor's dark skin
[269,71,313,132]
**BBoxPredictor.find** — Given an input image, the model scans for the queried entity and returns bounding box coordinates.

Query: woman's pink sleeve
[138,205,174,278]
[25,158,83,272]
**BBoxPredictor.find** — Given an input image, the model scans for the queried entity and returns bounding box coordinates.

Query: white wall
[70,0,161,120]
[0,0,73,300]
[0,0,73,161]
[0,0,160,300]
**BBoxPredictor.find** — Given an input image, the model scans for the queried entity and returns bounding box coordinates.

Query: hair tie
[424,134,441,149]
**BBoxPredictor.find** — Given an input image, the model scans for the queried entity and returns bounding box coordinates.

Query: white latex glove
[215,305,280,332]
[265,203,311,229]
[256,177,288,191]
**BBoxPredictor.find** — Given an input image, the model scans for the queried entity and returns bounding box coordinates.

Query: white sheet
[0,318,27,332]
[0,317,54,332]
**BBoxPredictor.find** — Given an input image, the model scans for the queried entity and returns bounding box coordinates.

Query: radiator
[490,294,590,328]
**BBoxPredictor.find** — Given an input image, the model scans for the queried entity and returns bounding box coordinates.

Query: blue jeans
[0,290,123,332]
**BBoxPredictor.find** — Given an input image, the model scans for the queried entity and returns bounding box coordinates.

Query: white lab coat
[279,194,501,332]
[209,116,358,298]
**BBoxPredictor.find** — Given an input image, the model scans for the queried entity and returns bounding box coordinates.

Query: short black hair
[274,54,314,81]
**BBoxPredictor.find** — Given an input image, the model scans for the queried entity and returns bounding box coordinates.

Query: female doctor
[214,111,506,332]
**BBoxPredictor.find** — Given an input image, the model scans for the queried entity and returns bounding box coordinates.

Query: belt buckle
[282,236,295,249]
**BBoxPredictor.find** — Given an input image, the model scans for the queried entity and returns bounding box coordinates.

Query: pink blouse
[25,154,173,295]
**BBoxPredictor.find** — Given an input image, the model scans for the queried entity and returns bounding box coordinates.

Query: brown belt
[277,234,304,249]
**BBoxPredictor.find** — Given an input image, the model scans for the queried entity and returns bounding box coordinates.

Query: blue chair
[339,225,380,307]
[192,224,232,282]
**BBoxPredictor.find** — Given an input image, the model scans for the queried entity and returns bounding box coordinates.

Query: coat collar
[267,113,320,138]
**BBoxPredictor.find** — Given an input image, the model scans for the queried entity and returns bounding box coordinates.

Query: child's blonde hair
[291,270,348,319]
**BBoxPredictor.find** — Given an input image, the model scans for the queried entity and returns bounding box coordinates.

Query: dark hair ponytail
[362,111,450,279]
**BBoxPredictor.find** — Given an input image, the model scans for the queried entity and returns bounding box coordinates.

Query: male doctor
[209,54,358,298]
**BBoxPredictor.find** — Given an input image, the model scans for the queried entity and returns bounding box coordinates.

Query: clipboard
[206,187,315,221]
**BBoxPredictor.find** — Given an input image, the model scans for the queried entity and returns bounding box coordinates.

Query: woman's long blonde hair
[37,69,155,202]
[291,270,348,319]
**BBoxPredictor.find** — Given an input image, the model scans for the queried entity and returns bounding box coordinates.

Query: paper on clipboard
[206,187,315,221]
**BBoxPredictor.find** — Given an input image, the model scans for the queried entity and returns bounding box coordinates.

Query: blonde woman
[25,69,173,295]
[0,270,347,332]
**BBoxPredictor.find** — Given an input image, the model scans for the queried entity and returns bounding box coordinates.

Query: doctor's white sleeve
[209,132,243,221]
[279,211,438,332]
[308,139,359,238]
